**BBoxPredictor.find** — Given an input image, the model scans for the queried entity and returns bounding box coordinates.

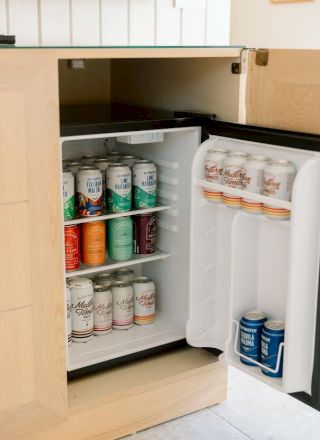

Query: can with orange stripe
[203,148,227,203]
[223,152,248,208]
[81,221,106,266]
[133,277,155,325]
[241,155,269,214]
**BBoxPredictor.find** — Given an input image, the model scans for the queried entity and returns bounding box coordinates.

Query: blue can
[261,320,285,378]
[240,311,267,366]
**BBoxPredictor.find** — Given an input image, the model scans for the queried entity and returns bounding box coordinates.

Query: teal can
[108,217,133,261]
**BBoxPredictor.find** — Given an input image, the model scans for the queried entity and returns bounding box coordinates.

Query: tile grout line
[207,407,255,440]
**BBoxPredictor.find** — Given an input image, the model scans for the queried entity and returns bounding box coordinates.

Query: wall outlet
[175,0,206,8]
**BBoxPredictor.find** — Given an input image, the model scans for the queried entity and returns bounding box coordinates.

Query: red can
[64,224,80,271]
[133,214,156,255]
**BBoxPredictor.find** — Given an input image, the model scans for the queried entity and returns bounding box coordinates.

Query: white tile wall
[1,0,230,47]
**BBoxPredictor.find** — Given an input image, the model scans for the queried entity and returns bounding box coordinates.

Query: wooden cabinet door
[0,52,67,440]
[246,50,320,135]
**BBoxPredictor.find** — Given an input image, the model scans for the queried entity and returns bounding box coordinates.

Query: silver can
[121,155,139,168]
[76,166,103,216]
[67,161,83,175]
[113,268,135,282]
[95,272,116,288]
[133,278,156,325]
[93,284,112,336]
[241,155,269,214]
[81,154,102,165]
[204,148,228,203]
[66,285,72,346]
[111,281,133,330]
[69,277,94,342]
[107,163,132,212]
[223,152,248,208]
[133,160,157,209]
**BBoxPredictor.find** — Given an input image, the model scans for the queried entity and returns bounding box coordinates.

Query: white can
[241,155,269,214]
[121,155,139,168]
[76,167,103,216]
[113,268,135,282]
[107,163,132,212]
[263,159,296,220]
[133,160,157,209]
[66,285,72,346]
[93,285,112,335]
[223,152,248,208]
[95,272,116,288]
[204,148,228,203]
[133,278,156,325]
[69,277,94,342]
[111,281,133,330]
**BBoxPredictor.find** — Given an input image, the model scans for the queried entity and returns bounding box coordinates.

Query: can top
[109,151,122,155]
[94,284,111,293]
[228,151,248,157]
[66,161,82,166]
[268,159,294,167]
[242,310,266,321]
[133,277,152,284]
[134,160,154,165]
[95,272,115,281]
[94,158,114,163]
[247,155,269,162]
[77,165,99,171]
[111,280,132,288]
[121,155,137,159]
[82,154,102,159]
[207,148,227,154]
[69,277,93,288]
[108,162,130,168]
[264,320,285,331]
[114,268,134,276]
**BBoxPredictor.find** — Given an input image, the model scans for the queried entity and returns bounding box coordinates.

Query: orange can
[81,221,106,266]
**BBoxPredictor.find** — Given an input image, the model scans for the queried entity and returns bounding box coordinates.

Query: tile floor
[125,366,320,440]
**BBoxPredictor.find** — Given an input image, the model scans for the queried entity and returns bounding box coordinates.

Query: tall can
[133,160,157,209]
[240,311,267,366]
[241,155,269,214]
[69,277,94,342]
[95,272,116,288]
[263,160,296,220]
[94,159,114,212]
[111,281,133,330]
[133,213,156,255]
[108,217,133,261]
[261,320,285,378]
[203,148,228,203]
[223,152,248,208]
[107,163,132,212]
[64,225,80,271]
[113,268,135,282]
[66,285,72,346]
[63,170,75,220]
[81,221,106,266]
[133,278,156,325]
[93,284,112,335]
[77,167,103,217]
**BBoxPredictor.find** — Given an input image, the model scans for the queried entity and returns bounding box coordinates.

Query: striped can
[64,225,80,271]
[261,320,285,378]
[69,277,94,342]
[93,285,112,335]
[133,278,156,325]
[81,221,106,266]
[66,285,72,346]
[223,152,248,208]
[63,170,75,220]
[107,163,132,212]
[112,281,133,330]
[133,160,157,209]
[240,311,267,366]
[203,148,227,203]
[241,155,269,214]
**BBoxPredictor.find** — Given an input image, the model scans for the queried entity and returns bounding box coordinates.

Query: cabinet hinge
[231,48,250,75]
[255,49,269,67]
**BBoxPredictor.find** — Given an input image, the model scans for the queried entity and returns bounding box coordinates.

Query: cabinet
[1,48,320,440]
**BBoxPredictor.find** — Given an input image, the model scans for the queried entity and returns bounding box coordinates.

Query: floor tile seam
[207,407,254,440]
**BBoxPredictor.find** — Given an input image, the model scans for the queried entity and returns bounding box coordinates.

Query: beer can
[63,170,75,220]
[111,281,133,330]
[133,213,156,255]
[133,278,156,325]
[108,217,133,261]
[81,154,103,165]
[95,272,116,288]
[77,167,103,217]
[241,155,269,214]
[107,163,132,212]
[261,320,285,378]
[240,311,267,366]
[94,159,114,212]
[66,285,72,346]
[108,151,124,161]
[223,152,248,208]
[93,284,112,335]
[81,221,106,266]
[133,160,157,209]
[203,148,228,203]
[121,155,139,168]
[64,225,80,271]
[113,268,135,282]
[67,161,83,175]
[263,160,296,220]
[69,277,94,342]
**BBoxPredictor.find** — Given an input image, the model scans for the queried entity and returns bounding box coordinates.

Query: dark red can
[64,224,80,271]
[133,214,156,255]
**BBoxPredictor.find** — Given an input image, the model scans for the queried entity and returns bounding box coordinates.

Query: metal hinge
[255,49,269,67]
[232,48,269,74]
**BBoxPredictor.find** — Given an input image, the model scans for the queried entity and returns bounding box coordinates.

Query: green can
[63,170,75,220]
[133,160,157,209]
[108,217,133,261]
[107,163,132,212]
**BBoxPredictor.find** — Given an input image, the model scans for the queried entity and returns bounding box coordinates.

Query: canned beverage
[133,213,156,255]
[133,278,156,325]
[107,163,132,212]
[261,320,285,378]
[77,167,103,217]
[93,284,112,335]
[263,160,296,220]
[67,161,83,175]
[108,151,123,161]
[63,170,75,220]
[111,281,133,330]
[81,154,102,165]
[240,311,267,366]
[113,268,135,282]
[108,217,133,261]
[223,152,248,208]
[81,221,106,266]
[66,285,72,346]
[94,159,114,212]
[203,148,227,203]
[64,225,80,271]
[69,277,94,342]
[241,155,269,214]
[95,272,116,288]
[121,155,138,168]
[133,160,157,209]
